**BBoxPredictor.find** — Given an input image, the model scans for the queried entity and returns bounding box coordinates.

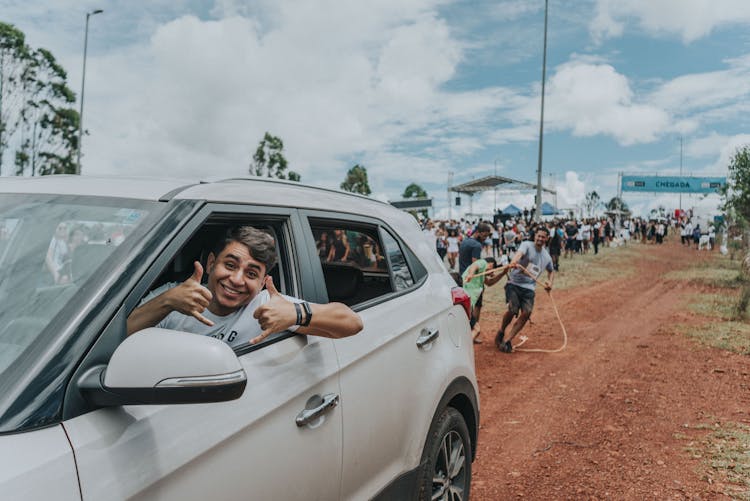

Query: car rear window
[310,220,420,307]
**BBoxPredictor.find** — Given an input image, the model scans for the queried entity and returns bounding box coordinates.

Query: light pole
[535,0,549,222]
[76,9,103,175]
[679,135,683,213]
[494,158,499,214]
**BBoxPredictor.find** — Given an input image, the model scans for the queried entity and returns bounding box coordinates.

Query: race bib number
[527,263,541,278]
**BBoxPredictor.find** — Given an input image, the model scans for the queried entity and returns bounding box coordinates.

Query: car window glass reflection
[380,230,415,291]
[0,197,153,376]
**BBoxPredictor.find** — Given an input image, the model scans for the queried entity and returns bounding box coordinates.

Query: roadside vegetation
[680,422,750,500]
[667,251,750,354]
[666,250,750,499]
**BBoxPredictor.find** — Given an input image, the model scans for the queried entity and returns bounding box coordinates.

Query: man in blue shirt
[458,222,491,275]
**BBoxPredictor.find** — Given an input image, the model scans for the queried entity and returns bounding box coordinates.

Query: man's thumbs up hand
[190,261,204,283]
[264,275,281,296]
[251,276,295,344]
[166,261,214,326]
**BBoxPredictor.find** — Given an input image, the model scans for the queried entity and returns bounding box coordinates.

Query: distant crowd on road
[421,209,719,275]
[419,210,720,352]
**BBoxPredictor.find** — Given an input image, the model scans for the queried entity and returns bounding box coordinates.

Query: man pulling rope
[494,226,555,353]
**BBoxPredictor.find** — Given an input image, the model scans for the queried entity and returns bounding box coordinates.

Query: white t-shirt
[142,283,300,348]
[508,240,553,291]
[446,236,460,253]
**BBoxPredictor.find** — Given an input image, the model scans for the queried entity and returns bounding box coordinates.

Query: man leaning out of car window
[126,226,363,347]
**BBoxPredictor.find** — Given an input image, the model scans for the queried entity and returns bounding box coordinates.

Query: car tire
[417,406,472,501]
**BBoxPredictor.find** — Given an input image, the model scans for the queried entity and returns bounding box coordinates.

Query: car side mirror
[80,328,247,406]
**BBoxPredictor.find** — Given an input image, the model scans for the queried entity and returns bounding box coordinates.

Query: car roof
[2,174,444,277]
[0,175,195,200]
[0,174,406,227]
[0,175,383,207]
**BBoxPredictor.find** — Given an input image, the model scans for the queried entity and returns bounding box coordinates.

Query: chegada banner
[621,175,725,194]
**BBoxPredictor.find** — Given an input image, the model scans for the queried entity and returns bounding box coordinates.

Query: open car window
[309,219,418,307]
[140,217,297,353]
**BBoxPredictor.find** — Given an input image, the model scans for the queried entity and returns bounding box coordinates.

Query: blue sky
[3,0,750,217]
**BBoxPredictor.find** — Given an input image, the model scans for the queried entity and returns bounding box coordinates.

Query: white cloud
[76,3,472,184]
[649,56,750,114]
[541,60,670,145]
[590,0,750,43]
[556,171,586,207]
[712,134,750,173]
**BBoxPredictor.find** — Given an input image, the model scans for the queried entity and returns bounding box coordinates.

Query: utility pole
[494,159,499,214]
[679,135,683,213]
[535,0,549,222]
[76,9,103,175]
[447,171,454,220]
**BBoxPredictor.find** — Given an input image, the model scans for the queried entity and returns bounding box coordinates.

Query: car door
[0,425,80,500]
[63,206,343,501]
[303,214,452,500]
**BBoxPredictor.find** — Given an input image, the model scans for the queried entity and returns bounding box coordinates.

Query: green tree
[16,48,78,175]
[340,164,371,195]
[402,182,428,199]
[720,145,750,316]
[402,182,429,218]
[0,22,31,172]
[605,196,629,213]
[583,190,600,217]
[250,132,300,181]
[287,171,301,182]
[0,23,78,176]
[721,146,750,225]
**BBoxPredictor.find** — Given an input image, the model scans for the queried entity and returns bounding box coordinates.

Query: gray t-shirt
[142,282,300,348]
[508,240,553,291]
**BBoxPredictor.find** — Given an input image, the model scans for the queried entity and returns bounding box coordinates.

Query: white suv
[0,175,478,500]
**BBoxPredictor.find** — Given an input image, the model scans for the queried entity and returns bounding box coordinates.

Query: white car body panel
[0,425,80,500]
[337,274,474,500]
[65,336,342,501]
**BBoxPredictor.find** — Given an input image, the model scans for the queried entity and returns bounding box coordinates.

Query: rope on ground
[514,288,567,353]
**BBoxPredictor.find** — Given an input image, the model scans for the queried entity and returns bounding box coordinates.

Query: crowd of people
[420,210,720,352]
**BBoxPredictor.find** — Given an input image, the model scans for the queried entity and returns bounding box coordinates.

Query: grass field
[667,251,750,355]
[668,251,750,499]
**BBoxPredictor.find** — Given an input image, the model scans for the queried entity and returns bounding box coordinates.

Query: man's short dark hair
[536,226,550,236]
[476,222,492,235]
[213,226,277,271]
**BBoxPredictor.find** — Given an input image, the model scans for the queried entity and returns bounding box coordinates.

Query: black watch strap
[294,303,303,326]
[301,301,312,327]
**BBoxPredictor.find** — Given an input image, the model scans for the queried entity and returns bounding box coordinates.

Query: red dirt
[470,240,750,500]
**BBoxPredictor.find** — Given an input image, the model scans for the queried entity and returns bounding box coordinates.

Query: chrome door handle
[416,328,439,348]
[295,393,340,427]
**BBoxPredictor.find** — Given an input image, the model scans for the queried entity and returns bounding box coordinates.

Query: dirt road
[470,240,750,500]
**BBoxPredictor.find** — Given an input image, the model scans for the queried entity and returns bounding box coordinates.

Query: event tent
[503,204,521,215]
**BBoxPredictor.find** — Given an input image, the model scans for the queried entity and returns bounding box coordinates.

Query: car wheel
[417,407,472,501]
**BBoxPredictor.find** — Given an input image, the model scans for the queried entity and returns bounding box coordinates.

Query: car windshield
[0,194,160,376]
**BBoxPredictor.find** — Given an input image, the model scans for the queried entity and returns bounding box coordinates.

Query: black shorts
[505,283,535,315]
